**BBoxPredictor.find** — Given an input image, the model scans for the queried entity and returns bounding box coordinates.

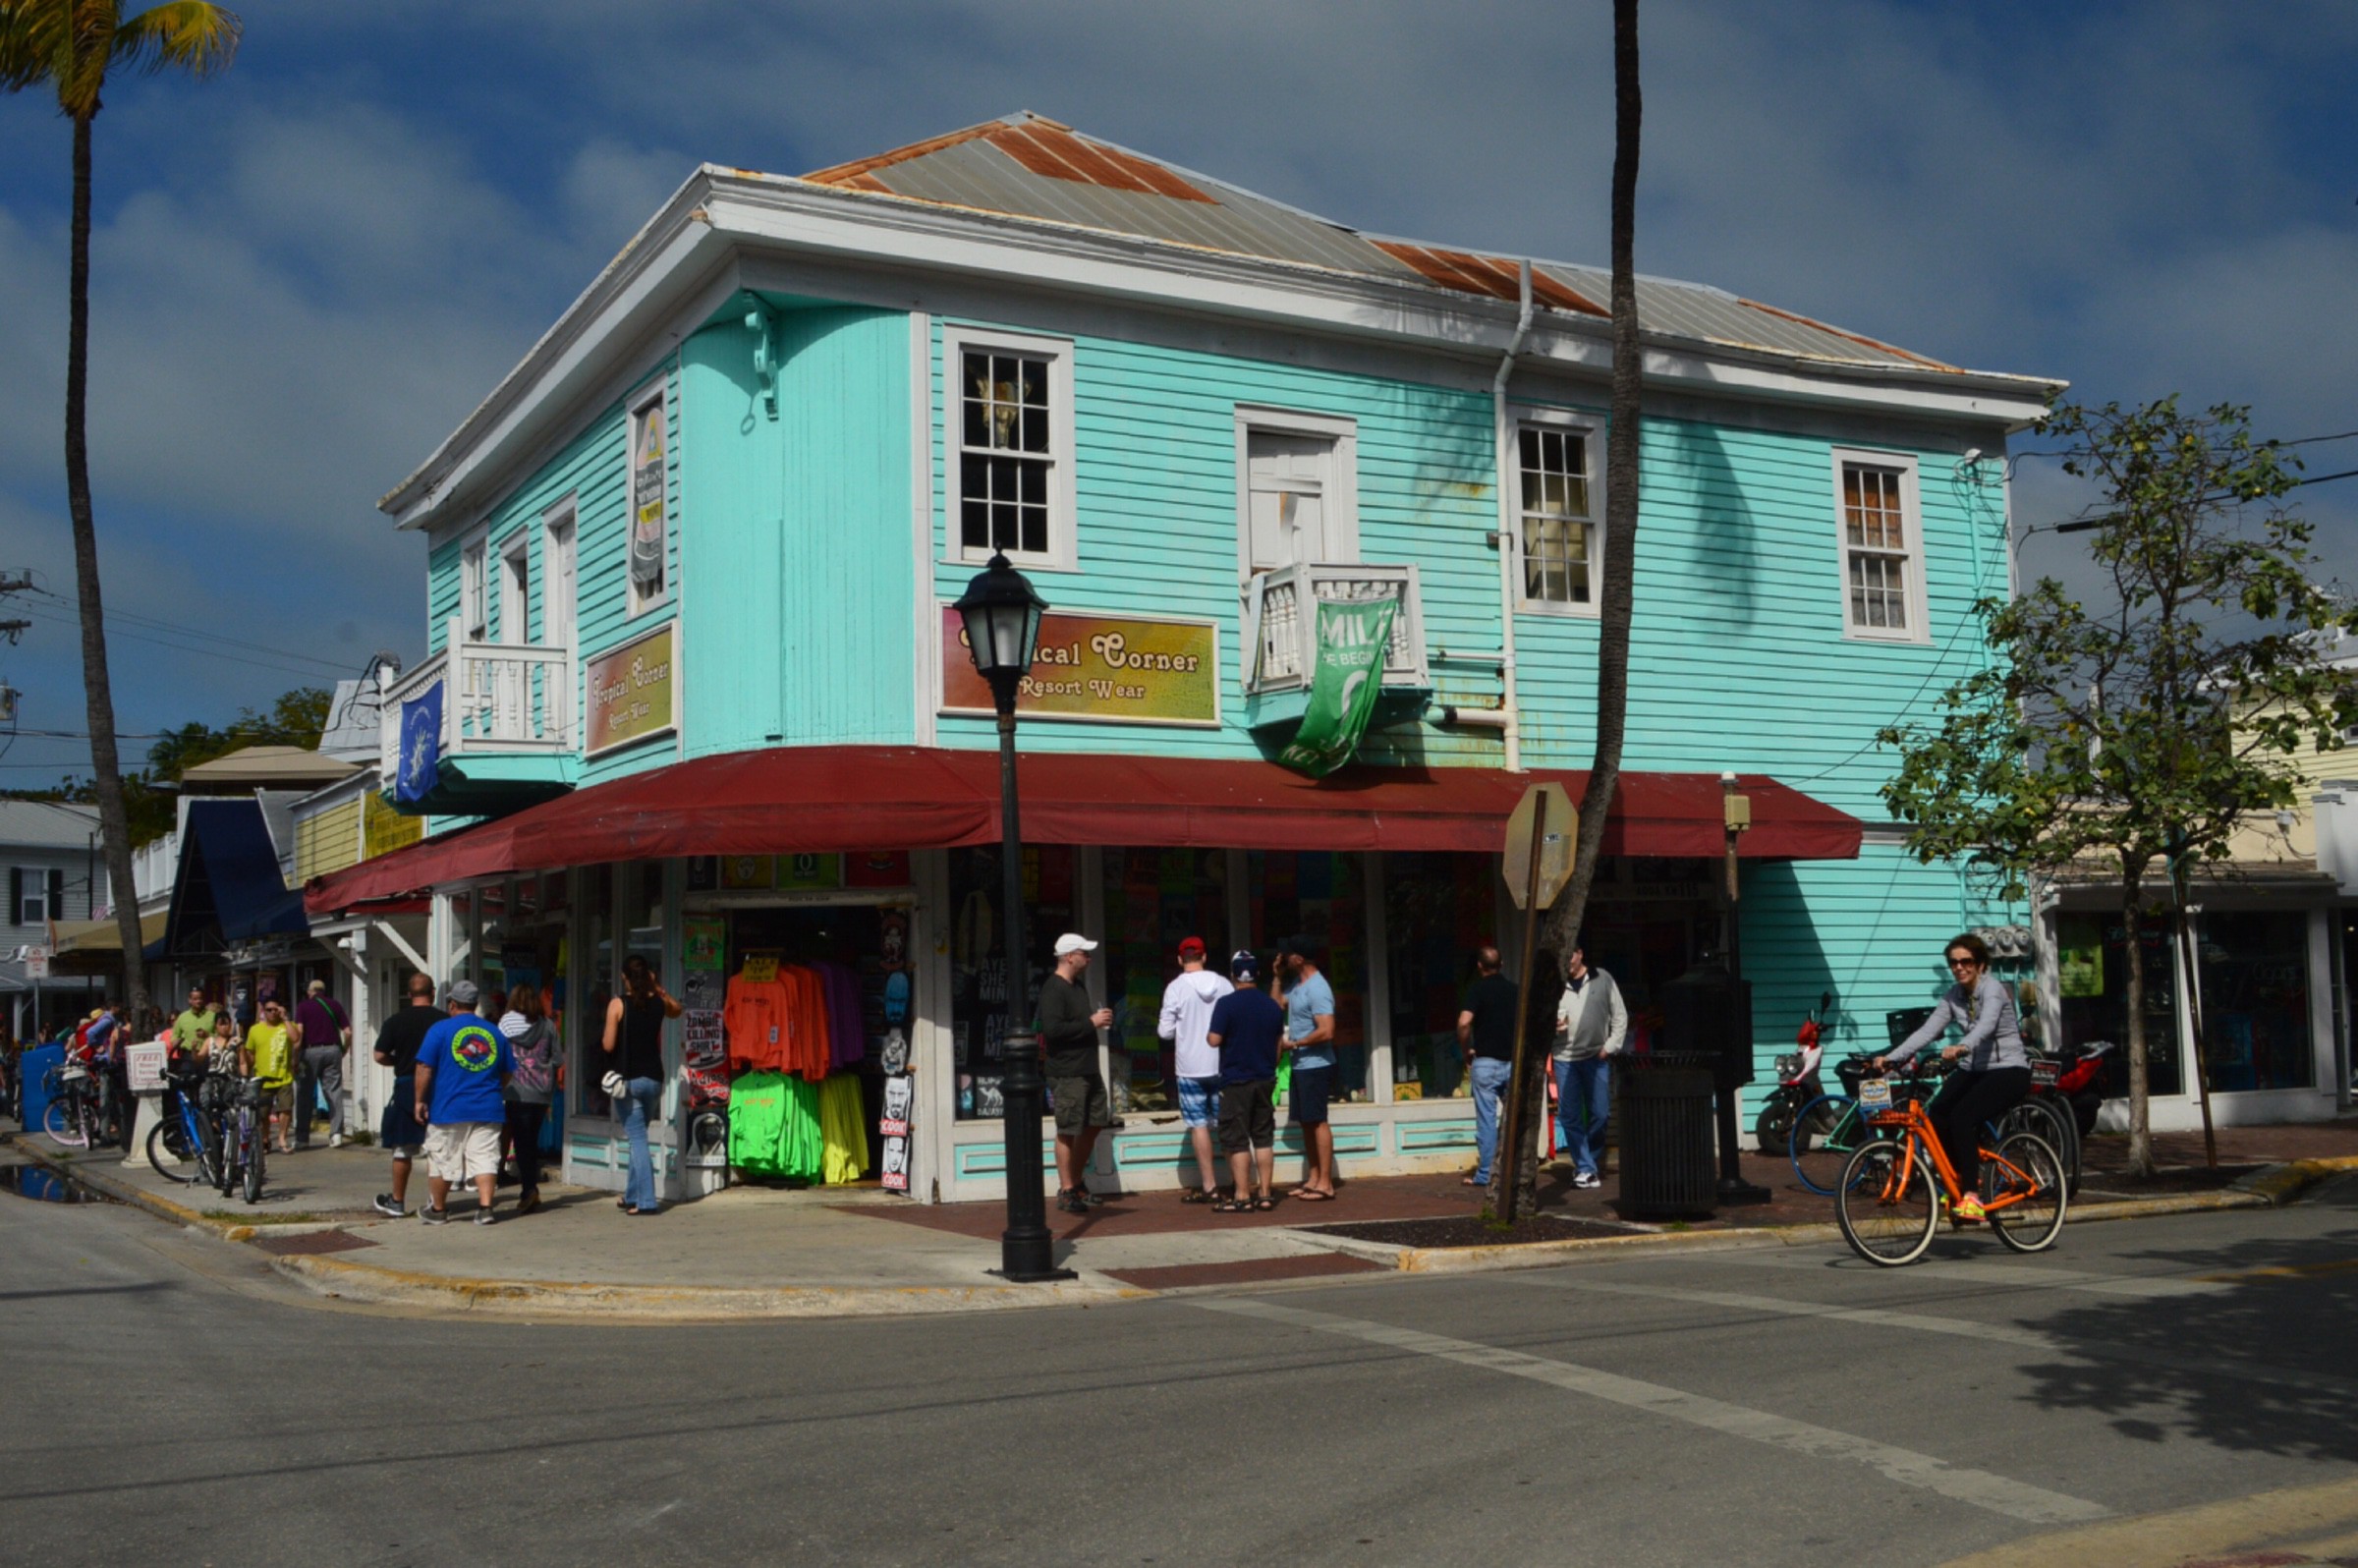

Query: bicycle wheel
[146,1118,203,1185]
[1984,1132,2065,1254]
[42,1095,88,1148]
[1790,1096,1856,1195]
[2003,1100,2080,1197]
[1836,1137,1939,1266]
[244,1136,265,1204]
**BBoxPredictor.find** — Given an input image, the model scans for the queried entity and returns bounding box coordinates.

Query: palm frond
[111,0,238,79]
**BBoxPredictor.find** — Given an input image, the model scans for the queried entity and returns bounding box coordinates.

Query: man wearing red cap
[1157,936,1235,1202]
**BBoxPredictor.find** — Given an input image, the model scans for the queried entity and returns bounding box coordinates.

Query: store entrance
[711,904,905,1186]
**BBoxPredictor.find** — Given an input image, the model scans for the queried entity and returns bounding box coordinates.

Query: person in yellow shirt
[245,997,301,1154]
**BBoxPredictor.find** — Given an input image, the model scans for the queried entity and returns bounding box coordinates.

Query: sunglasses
[1946,957,1982,971]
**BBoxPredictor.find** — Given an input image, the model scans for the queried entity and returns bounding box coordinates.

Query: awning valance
[307,746,1862,915]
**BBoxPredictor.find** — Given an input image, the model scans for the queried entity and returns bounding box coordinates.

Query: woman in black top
[602,954,681,1214]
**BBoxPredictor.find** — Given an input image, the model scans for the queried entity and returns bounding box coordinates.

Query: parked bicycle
[1753,993,1832,1156]
[215,1077,267,1205]
[41,1058,123,1150]
[1835,1070,2066,1265]
[145,1059,220,1188]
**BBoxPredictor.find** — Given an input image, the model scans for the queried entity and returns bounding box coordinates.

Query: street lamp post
[954,552,1072,1283]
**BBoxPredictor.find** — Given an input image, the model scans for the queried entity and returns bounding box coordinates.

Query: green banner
[1277,594,1399,777]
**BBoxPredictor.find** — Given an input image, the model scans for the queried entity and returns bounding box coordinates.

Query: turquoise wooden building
[310,114,2058,1204]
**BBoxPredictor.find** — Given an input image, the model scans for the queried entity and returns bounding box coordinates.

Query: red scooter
[1754,994,1832,1153]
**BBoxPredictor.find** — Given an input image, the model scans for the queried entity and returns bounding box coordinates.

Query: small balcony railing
[1241,561,1430,695]
[380,618,574,777]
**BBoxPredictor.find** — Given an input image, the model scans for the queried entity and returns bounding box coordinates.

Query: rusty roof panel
[795,112,1955,372]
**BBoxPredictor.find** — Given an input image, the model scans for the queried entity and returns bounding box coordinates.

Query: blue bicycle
[144,1063,220,1188]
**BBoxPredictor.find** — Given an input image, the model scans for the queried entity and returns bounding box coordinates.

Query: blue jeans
[1556,1056,1612,1178]
[1468,1056,1513,1182]
[621,1077,663,1211]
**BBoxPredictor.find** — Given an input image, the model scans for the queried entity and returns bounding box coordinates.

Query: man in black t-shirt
[1455,946,1521,1188]
[1039,933,1113,1214]
[371,974,446,1217]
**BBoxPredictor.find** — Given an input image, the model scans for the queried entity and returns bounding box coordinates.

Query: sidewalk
[12,1118,2358,1318]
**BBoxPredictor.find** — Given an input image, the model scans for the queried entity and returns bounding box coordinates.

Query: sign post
[1496,781,1576,1223]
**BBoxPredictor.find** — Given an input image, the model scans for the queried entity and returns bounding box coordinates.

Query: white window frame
[15,867,50,926]
[1829,447,1930,644]
[628,382,672,618]
[1231,404,1359,585]
[942,324,1079,573]
[540,497,578,651]
[458,532,488,645]
[497,531,532,645]
[1509,408,1602,617]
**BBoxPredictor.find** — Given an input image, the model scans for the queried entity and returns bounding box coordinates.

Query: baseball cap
[1052,933,1098,957]
[1177,936,1207,958]
[441,979,480,1007]
[307,979,327,994]
[1229,949,1261,981]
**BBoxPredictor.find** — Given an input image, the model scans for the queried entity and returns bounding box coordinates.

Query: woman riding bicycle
[1868,932,2029,1222]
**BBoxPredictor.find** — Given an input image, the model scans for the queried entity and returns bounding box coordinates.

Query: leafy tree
[1878,398,2355,1176]
[0,0,243,1016]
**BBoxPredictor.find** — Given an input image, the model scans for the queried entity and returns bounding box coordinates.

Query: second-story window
[11,867,61,926]
[460,537,488,644]
[948,327,1074,569]
[1833,451,1924,641]
[629,384,670,615]
[1517,421,1598,609]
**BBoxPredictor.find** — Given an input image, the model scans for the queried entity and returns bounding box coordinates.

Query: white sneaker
[329,1134,345,1149]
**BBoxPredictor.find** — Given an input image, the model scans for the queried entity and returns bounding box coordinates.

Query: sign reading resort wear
[939,606,1219,726]
[586,625,679,756]
[1277,595,1398,777]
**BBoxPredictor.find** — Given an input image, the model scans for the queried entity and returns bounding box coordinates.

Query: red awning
[307,746,1861,914]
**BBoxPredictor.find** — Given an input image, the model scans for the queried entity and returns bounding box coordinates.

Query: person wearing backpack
[499,982,559,1215]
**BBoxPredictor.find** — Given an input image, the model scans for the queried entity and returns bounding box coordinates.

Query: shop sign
[2058,939,2104,999]
[682,917,726,973]
[394,681,443,806]
[125,1041,167,1094]
[939,607,1219,727]
[741,955,779,983]
[22,946,48,980]
[1277,595,1398,777]
[585,625,678,756]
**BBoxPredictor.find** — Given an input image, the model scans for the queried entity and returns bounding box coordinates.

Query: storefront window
[2199,911,2313,1092]
[1382,853,1495,1101]
[1247,850,1370,1102]
[1097,848,1229,1113]
[948,845,1077,1120]
[577,864,616,1118]
[2056,912,2180,1098]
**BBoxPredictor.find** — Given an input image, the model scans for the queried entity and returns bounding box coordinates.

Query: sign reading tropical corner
[1276,595,1399,777]
[586,625,679,756]
[939,607,1219,726]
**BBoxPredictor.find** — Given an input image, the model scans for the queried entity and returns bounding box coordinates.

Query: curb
[16,1133,2358,1317]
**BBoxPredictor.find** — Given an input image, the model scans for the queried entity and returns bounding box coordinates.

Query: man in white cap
[1039,932,1113,1214]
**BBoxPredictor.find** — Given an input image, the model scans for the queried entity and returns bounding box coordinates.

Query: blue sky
[0,0,2352,784]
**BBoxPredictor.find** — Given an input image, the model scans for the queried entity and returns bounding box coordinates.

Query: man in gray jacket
[1552,943,1627,1189]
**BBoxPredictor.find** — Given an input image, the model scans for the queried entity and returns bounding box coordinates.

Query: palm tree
[0,1,241,1012]
[1501,0,1642,1214]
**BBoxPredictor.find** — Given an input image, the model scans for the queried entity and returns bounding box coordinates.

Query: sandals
[1292,1187,1334,1202]
[1212,1197,1253,1213]
[1181,1187,1216,1204]
[1253,1195,1275,1212]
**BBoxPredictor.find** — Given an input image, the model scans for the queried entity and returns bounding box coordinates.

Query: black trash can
[1617,1049,1718,1220]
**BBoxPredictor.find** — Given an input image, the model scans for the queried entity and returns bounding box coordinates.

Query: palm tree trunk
[1509,0,1642,1215]
[64,113,146,1020]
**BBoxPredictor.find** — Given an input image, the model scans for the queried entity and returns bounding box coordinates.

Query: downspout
[1491,259,1536,772]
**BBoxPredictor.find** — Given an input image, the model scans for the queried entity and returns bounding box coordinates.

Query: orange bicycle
[1834,1073,2066,1265]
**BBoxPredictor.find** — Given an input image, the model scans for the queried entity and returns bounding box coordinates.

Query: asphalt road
[8,1168,2358,1568]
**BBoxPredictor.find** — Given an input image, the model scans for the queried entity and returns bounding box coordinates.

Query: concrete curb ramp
[14,1136,2358,1319]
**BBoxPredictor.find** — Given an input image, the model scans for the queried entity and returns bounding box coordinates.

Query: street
[8,1176,2358,1567]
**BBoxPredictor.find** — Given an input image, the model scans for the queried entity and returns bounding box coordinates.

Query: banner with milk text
[1277,594,1398,778]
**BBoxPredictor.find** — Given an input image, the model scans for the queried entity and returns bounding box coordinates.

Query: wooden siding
[681,305,914,756]
[294,798,364,882]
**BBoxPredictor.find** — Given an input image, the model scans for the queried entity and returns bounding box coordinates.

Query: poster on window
[683,1010,725,1069]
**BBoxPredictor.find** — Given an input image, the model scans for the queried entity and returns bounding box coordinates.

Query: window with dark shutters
[49,868,66,923]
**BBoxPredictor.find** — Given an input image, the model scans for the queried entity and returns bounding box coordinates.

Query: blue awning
[166,800,309,956]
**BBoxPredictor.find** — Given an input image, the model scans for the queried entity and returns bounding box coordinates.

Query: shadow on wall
[1660,421,1766,635]
[2014,1175,2358,1461]
[1740,861,1840,1057]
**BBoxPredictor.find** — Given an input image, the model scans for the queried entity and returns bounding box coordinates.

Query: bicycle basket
[60,1063,88,1082]
[238,1078,266,1108]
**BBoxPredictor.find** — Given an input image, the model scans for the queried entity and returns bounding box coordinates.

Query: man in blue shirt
[411,980,513,1225]
[1207,950,1285,1211]
[1279,935,1339,1201]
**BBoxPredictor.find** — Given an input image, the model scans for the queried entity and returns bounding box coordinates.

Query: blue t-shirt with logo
[421,1014,514,1125]
[1285,971,1337,1070]
[1207,988,1285,1086]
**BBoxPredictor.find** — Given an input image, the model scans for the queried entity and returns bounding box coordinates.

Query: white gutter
[1490,259,1535,773]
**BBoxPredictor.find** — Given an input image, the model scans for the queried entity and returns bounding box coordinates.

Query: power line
[13,603,361,681]
[22,586,361,676]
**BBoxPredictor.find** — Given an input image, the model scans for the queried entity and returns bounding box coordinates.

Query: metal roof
[800,112,1954,373]
[0,800,99,851]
